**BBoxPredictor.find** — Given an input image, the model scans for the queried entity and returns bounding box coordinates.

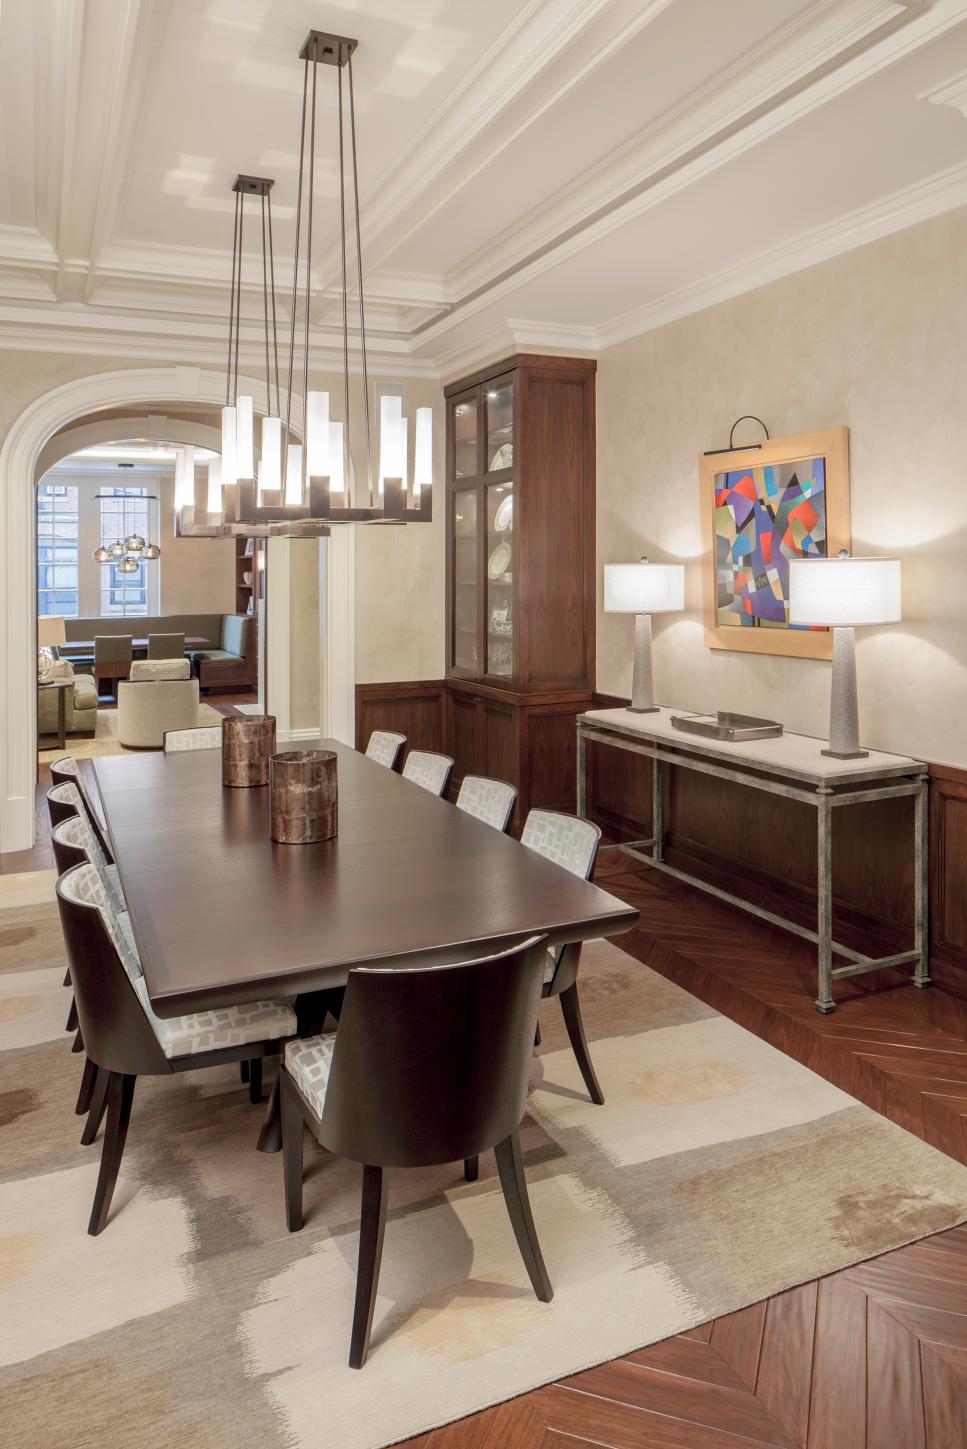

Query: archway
[1,366,353,853]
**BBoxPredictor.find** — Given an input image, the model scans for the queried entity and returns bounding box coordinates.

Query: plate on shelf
[488,540,512,579]
[494,495,514,532]
[489,443,513,471]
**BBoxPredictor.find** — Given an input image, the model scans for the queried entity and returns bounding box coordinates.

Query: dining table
[60,636,211,655]
[91,737,639,1147]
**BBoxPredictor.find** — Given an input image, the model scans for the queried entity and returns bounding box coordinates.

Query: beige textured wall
[597,204,967,769]
[157,472,237,615]
[289,539,320,731]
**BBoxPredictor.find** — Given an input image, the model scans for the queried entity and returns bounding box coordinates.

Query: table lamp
[37,615,67,656]
[604,557,685,713]
[788,551,901,759]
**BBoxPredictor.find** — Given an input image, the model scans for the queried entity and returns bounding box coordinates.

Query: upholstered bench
[191,614,250,694]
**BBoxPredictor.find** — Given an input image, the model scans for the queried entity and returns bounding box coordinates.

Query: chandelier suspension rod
[338,59,352,499]
[347,53,372,506]
[225,187,241,406]
[302,37,318,460]
[260,193,272,418]
[267,189,281,418]
[233,192,244,401]
[283,55,311,468]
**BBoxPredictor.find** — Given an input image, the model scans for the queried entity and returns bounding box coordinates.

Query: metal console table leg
[815,788,834,1013]
[913,773,932,988]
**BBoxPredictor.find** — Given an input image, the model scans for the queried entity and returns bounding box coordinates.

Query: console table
[576,707,930,1013]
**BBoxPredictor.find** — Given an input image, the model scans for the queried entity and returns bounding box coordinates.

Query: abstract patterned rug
[2,872,966,1449]
[38,702,224,763]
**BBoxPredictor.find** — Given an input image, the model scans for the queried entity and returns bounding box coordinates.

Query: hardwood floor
[407,852,967,1447]
[6,773,966,1443]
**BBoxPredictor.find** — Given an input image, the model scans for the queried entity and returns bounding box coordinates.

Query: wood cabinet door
[479,696,518,789]
[448,689,481,789]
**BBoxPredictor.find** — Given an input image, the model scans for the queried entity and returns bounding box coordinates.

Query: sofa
[191,614,251,693]
[117,665,201,748]
[37,670,98,738]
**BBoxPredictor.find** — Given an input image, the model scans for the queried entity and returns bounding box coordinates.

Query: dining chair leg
[248,1057,263,1104]
[494,1131,553,1304]
[464,1156,479,1182]
[281,1076,305,1233]
[559,983,604,1105]
[534,1020,541,1047]
[71,1026,84,1053]
[80,1065,110,1145]
[63,967,71,988]
[349,1165,388,1370]
[75,1057,98,1116]
[66,997,78,1033]
[88,1072,136,1236]
[257,1073,283,1153]
[239,1060,250,1084]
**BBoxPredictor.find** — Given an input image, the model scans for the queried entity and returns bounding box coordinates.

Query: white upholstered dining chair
[401,750,454,798]
[520,809,605,1105]
[163,725,222,752]
[455,775,518,833]
[365,730,406,769]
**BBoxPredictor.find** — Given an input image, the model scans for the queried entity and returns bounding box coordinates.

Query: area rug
[1,874,966,1449]
[38,702,224,763]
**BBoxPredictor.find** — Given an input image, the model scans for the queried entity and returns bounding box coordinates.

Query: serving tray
[670,711,783,742]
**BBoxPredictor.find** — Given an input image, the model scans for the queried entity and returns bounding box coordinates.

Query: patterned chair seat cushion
[543,948,559,985]
[285,1033,338,1119]
[133,978,297,1058]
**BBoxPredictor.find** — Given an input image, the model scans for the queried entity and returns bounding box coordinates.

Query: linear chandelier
[185,31,432,539]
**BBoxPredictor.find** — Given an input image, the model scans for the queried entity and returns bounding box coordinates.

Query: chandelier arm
[302,36,318,486]
[348,52,372,505]
[225,187,241,405]
[267,188,281,419]
[338,59,351,501]
[260,193,272,417]
[233,191,244,403]
[284,55,311,465]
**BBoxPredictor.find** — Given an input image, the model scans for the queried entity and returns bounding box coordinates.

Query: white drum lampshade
[603,558,685,713]
[788,552,902,759]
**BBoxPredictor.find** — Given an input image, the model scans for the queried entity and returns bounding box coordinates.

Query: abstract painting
[699,427,850,659]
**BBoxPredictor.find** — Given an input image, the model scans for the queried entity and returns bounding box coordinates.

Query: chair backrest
[456,775,518,833]
[318,934,548,1168]
[147,632,185,660]
[221,614,248,657]
[48,757,114,863]
[49,754,79,788]
[130,658,190,681]
[51,814,125,915]
[47,781,81,829]
[55,864,167,1076]
[520,809,602,882]
[163,725,222,753]
[365,730,406,769]
[94,635,133,663]
[402,750,454,798]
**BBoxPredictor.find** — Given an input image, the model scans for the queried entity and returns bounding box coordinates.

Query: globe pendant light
[91,486,161,569]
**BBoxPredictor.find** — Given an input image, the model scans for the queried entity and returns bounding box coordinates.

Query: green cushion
[193,649,243,664]
[221,615,248,658]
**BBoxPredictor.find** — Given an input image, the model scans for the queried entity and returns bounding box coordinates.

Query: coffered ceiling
[1,0,966,379]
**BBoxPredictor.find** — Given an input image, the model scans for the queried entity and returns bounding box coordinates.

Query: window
[99,487,152,616]
[36,484,79,617]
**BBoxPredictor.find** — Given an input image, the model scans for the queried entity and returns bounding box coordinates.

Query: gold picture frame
[699,426,850,660]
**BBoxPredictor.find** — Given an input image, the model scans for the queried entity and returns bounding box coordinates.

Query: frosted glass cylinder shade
[379,393,403,487]
[221,405,238,486]
[604,562,685,614]
[284,444,303,506]
[329,421,345,494]
[414,407,432,498]
[261,416,282,494]
[236,396,254,478]
[788,556,901,627]
[305,391,330,478]
[174,446,195,509]
[206,456,222,516]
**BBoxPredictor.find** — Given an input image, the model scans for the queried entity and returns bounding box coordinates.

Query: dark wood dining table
[91,738,638,1019]
[61,636,210,654]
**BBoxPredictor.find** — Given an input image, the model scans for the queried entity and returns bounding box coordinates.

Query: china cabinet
[444,354,596,826]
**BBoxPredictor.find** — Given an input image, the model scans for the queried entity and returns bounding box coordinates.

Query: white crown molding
[919,65,967,115]
[595,155,967,349]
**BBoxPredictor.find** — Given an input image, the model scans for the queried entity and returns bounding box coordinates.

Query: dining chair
[455,775,518,833]
[163,725,222,752]
[280,933,552,1368]
[47,780,83,831]
[520,809,605,1105]
[401,750,454,798]
[55,862,298,1236]
[148,632,186,660]
[364,730,406,770]
[48,755,114,862]
[94,635,133,696]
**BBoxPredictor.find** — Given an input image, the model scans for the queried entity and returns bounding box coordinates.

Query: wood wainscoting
[355,680,448,757]
[586,693,967,985]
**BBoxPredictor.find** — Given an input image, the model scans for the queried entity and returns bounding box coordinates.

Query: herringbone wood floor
[408,853,967,1447]
[11,769,967,1444]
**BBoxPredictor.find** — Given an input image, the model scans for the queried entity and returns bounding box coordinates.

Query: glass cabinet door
[485,479,514,680]
[451,485,480,674]
[485,379,514,473]
[452,394,479,479]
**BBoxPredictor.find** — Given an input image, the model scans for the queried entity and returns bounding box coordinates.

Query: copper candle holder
[270,750,337,843]
[222,714,276,787]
